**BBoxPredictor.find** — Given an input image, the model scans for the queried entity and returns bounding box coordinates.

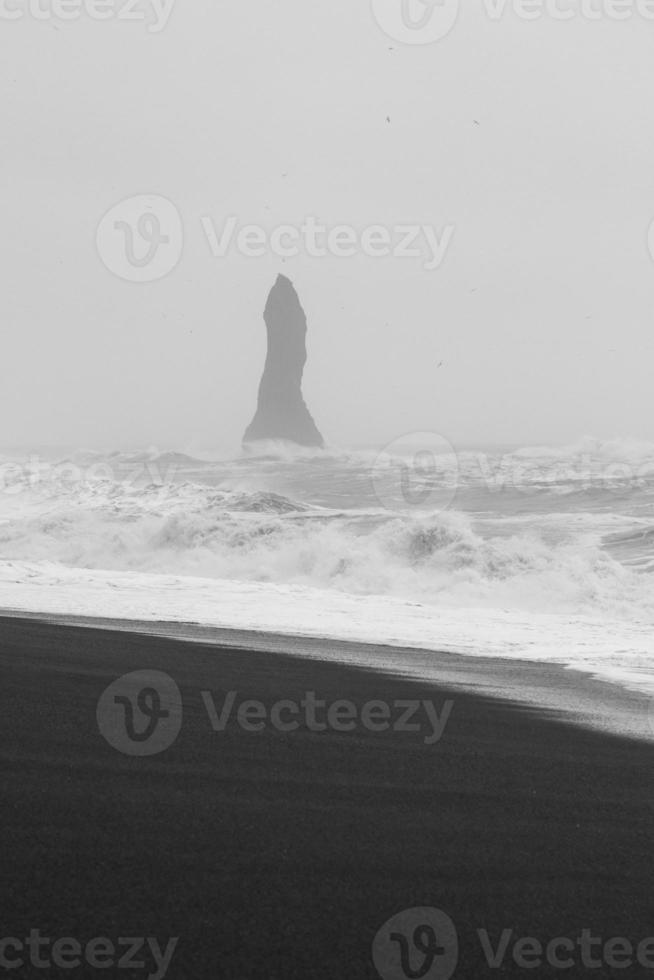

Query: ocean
[0,436,653,696]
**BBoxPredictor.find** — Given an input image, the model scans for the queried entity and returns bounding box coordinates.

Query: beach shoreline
[1,607,652,742]
[1,558,652,702]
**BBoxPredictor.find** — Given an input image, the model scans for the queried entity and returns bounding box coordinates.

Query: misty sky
[2,1,654,452]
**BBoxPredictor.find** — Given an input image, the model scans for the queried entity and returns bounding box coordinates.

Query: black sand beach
[0,614,652,978]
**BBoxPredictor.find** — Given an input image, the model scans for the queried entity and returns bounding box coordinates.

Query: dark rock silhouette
[243,275,324,448]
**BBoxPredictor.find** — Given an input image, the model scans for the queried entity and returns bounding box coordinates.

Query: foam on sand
[1,558,653,698]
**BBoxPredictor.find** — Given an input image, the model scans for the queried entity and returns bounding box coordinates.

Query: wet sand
[0,614,652,978]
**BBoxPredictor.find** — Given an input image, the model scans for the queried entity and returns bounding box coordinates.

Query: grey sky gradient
[2,2,654,451]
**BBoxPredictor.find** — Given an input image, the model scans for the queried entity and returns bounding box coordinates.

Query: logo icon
[648,219,654,268]
[372,907,458,980]
[372,432,459,513]
[97,670,183,756]
[96,194,183,282]
[371,0,460,44]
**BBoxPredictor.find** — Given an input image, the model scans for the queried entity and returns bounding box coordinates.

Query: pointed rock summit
[243,275,324,448]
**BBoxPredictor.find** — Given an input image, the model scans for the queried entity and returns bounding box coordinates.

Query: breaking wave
[0,468,651,622]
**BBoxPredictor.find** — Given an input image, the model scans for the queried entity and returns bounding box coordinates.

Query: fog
[2,1,653,451]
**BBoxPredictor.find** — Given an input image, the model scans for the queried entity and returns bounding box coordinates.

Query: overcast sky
[2,1,654,452]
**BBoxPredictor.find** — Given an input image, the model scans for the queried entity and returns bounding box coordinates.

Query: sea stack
[243,275,324,448]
